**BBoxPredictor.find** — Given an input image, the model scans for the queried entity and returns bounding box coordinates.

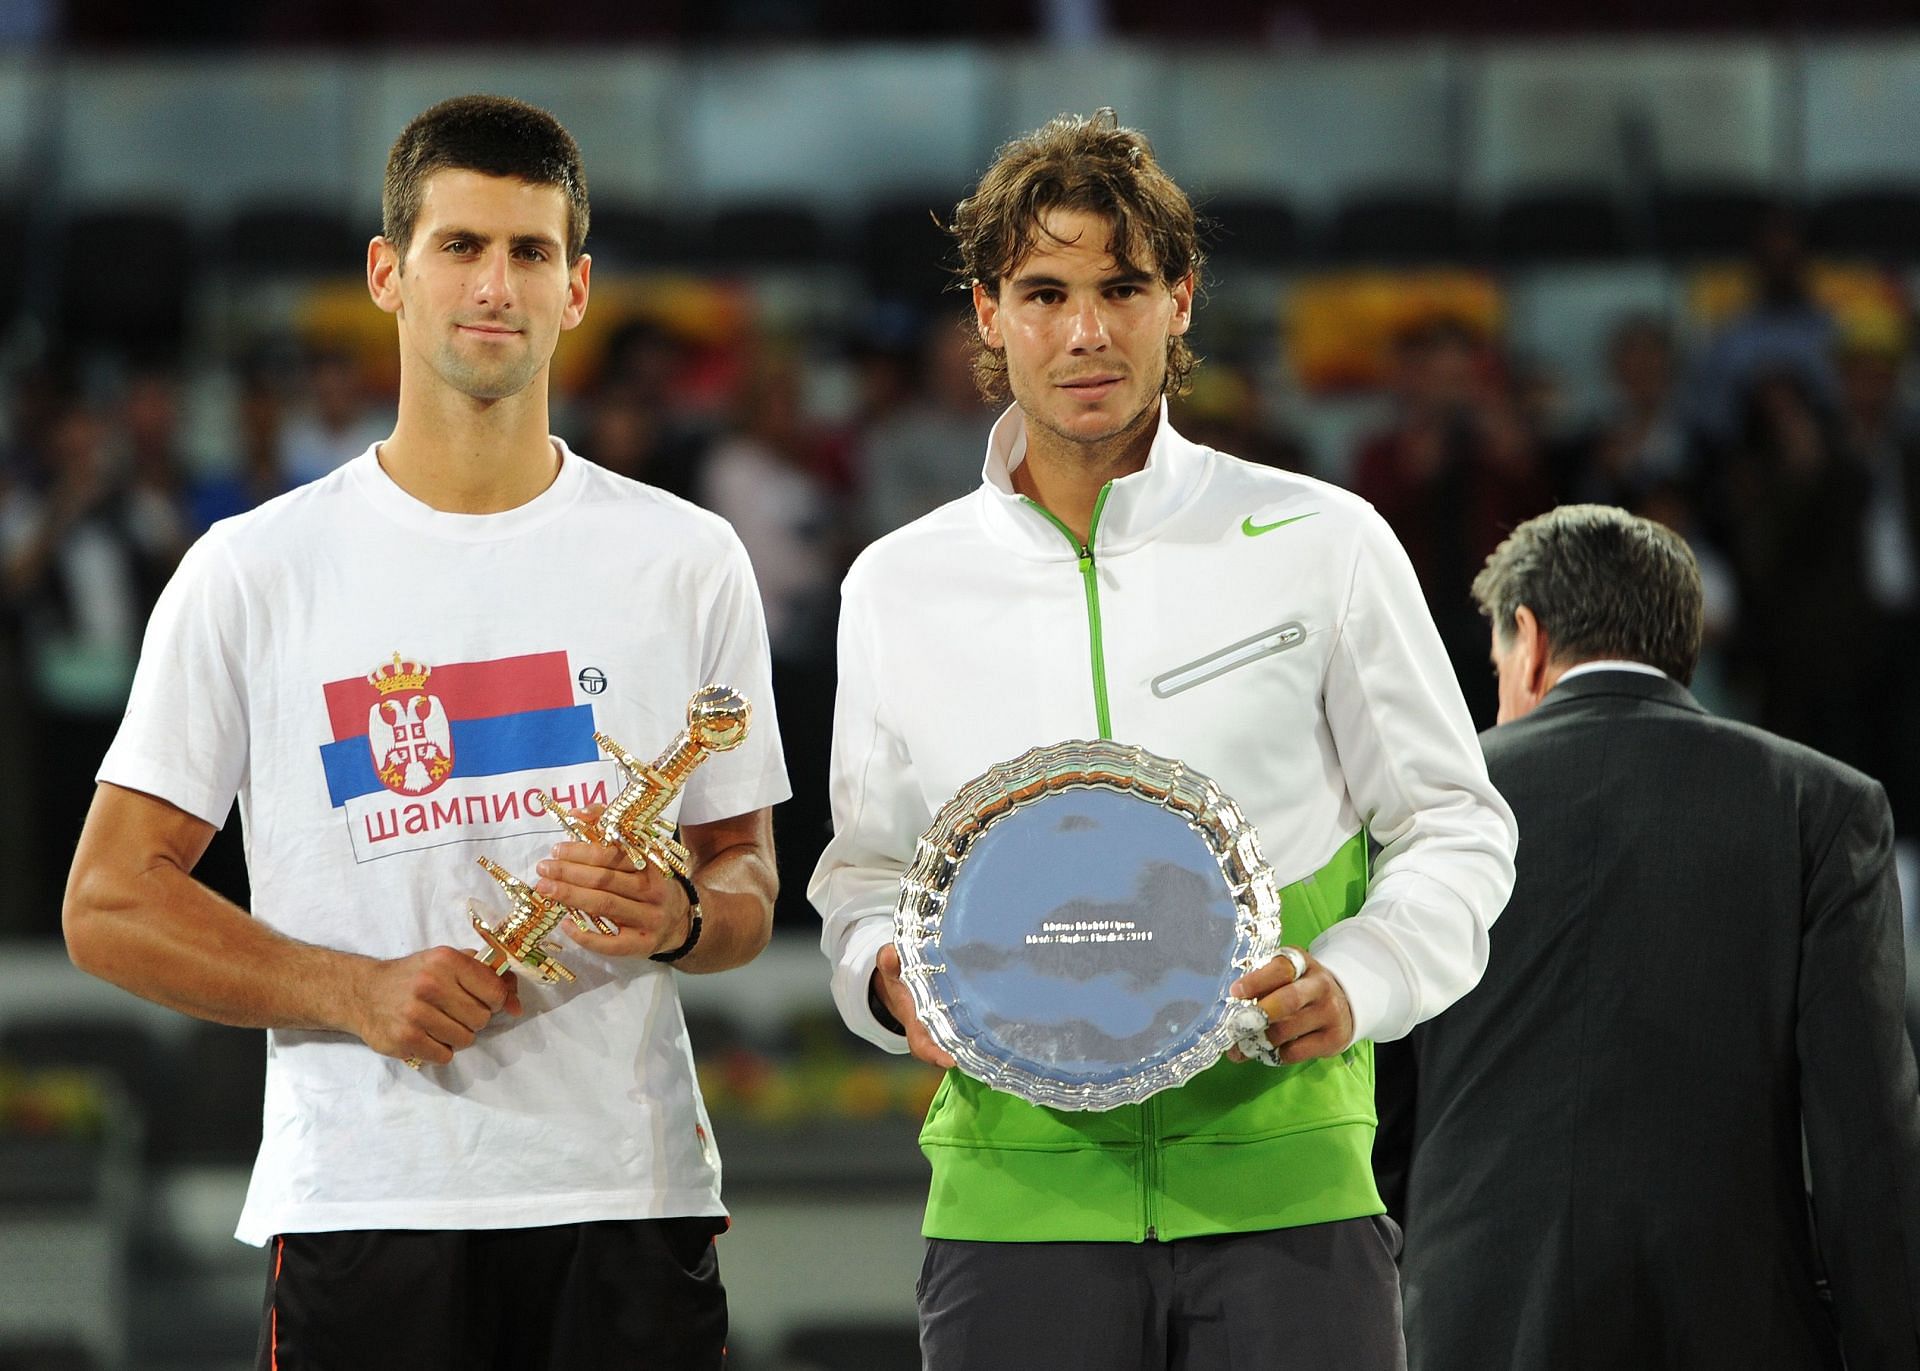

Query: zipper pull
[1078,545,1093,571]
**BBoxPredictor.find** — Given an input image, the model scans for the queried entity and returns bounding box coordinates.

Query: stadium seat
[150,1022,265,1168]
[858,197,954,304]
[1810,187,1920,261]
[57,206,197,356]
[223,203,365,278]
[586,203,692,273]
[1331,192,1469,263]
[699,202,830,268]
[0,1018,165,1139]
[1202,195,1303,268]
[1652,183,1780,259]
[1489,188,1633,262]
[0,205,27,322]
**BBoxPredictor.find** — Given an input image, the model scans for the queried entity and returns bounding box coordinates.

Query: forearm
[676,836,777,975]
[65,851,371,1034]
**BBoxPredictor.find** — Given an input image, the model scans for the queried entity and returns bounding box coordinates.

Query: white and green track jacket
[810,403,1518,1242]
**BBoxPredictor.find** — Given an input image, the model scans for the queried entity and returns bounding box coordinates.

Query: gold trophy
[530,683,752,878]
[405,683,751,1068]
[466,856,606,986]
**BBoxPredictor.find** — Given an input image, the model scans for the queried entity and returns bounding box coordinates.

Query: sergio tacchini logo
[1242,510,1319,537]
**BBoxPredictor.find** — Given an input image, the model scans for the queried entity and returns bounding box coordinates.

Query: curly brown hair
[949,108,1204,402]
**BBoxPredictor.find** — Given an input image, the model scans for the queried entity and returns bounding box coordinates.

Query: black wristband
[868,970,906,1035]
[650,871,703,964]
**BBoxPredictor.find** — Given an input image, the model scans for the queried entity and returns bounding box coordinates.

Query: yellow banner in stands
[291,274,755,397]
[1286,270,1505,394]
[1687,262,1908,351]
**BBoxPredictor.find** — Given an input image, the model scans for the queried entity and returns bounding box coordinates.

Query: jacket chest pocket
[1150,621,1307,698]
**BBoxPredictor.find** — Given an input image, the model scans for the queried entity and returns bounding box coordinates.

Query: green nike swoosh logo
[1242,511,1319,537]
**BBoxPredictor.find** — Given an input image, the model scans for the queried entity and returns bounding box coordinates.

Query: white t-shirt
[98,441,790,1244]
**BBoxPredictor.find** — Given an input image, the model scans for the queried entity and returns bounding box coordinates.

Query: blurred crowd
[1,210,1915,939]
[1348,211,1920,820]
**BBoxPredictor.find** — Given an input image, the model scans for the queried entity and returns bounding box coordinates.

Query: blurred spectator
[1545,313,1752,715]
[0,358,74,489]
[576,318,714,500]
[856,318,992,541]
[120,366,198,565]
[0,364,68,933]
[1690,206,1840,448]
[1636,477,1741,715]
[1551,314,1699,507]
[1350,317,1551,726]
[2,401,185,709]
[700,352,848,930]
[189,365,296,530]
[1724,370,1874,771]
[582,391,666,479]
[845,304,922,433]
[1172,359,1311,472]
[1837,328,1920,834]
[282,344,391,483]
[701,351,845,663]
[1507,353,1572,463]
[0,401,185,929]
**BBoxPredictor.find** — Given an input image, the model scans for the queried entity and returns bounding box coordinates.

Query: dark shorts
[918,1216,1406,1371]
[256,1217,729,1371]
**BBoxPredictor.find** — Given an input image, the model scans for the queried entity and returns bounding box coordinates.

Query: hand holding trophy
[404,684,751,1068]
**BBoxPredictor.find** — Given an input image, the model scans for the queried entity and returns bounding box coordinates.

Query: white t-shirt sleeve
[96,531,250,828]
[807,577,919,1053]
[1312,506,1518,1044]
[676,527,791,825]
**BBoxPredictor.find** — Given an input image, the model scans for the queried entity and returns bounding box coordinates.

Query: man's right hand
[350,948,522,1065]
[873,943,955,1070]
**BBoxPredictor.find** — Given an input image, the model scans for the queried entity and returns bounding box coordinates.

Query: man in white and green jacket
[810,109,1517,1370]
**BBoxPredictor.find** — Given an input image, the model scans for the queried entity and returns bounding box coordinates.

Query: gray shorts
[917,1216,1406,1371]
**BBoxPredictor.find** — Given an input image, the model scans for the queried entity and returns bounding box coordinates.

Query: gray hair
[1471,504,1705,685]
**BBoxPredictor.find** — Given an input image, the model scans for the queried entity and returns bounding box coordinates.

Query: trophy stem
[652,735,706,789]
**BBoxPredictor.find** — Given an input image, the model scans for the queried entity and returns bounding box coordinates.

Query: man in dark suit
[1376,503,1920,1371]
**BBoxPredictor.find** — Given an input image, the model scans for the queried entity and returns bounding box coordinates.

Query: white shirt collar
[1556,659,1669,684]
[976,399,1211,560]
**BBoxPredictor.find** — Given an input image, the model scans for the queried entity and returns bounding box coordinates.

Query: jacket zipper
[1142,1094,1161,1240]
[1024,487,1156,1235]
[1021,484,1114,740]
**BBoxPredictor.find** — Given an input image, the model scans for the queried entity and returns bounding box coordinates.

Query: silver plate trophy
[894,740,1285,1111]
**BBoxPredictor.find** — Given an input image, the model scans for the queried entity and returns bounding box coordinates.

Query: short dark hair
[383,95,590,264]
[949,108,1203,402]
[1472,504,1705,684]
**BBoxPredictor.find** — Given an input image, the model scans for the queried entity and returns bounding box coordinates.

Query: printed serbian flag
[320,651,613,862]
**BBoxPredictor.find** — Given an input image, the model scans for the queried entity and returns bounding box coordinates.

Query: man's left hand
[537,826,692,961]
[1228,949,1355,1064]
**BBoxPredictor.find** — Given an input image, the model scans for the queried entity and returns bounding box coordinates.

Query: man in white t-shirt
[62,95,789,1371]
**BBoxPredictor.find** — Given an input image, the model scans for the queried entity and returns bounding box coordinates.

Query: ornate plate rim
[893,738,1283,1111]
